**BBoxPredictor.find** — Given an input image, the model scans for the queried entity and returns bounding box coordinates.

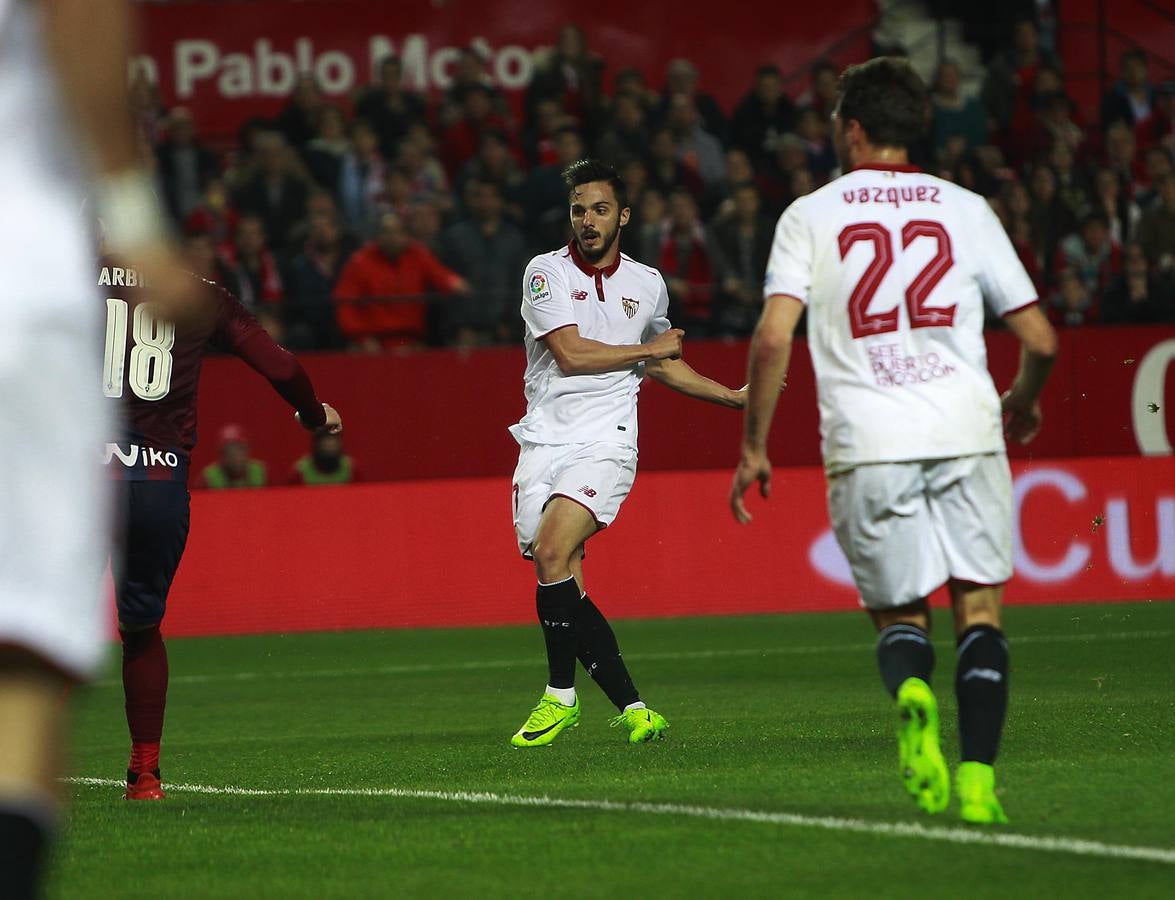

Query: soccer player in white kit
[730,59,1058,824]
[0,2,194,895]
[509,159,747,747]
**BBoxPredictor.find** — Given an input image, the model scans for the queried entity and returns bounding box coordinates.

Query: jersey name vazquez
[510,241,671,447]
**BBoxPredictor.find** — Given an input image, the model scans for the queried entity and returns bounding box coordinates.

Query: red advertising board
[189,325,1175,485]
[134,0,876,138]
[158,455,1175,638]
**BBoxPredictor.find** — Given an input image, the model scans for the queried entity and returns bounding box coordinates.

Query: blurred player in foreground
[509,159,746,747]
[730,59,1057,824]
[101,246,341,800]
[0,1,198,896]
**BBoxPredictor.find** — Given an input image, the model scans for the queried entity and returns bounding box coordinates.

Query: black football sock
[0,807,51,900]
[576,594,640,711]
[876,623,936,698]
[955,625,1009,765]
[536,576,580,689]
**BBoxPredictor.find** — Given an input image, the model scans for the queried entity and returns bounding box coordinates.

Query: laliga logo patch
[622,297,639,319]
[529,272,550,304]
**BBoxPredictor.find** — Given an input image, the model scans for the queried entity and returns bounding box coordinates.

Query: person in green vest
[289,431,359,486]
[200,425,267,489]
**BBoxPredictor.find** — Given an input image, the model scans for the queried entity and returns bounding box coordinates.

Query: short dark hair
[562,158,629,210]
[755,64,782,80]
[837,57,929,150]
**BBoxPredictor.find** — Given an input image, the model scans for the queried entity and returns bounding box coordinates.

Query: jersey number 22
[102,298,175,401]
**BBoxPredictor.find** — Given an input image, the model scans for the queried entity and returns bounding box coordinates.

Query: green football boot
[957,761,1009,825]
[895,677,950,814]
[510,693,580,748]
[610,706,668,744]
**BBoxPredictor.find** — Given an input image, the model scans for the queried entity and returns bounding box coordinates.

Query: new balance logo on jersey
[103,443,180,469]
[622,297,639,319]
[570,289,589,301]
[577,485,598,498]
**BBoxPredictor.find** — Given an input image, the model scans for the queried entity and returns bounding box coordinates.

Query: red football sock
[121,626,168,773]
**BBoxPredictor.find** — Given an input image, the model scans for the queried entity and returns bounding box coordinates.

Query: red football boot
[124,769,165,801]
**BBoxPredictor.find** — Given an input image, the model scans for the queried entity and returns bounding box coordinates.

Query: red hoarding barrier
[160,455,1175,638]
[189,326,1175,485]
[134,0,876,139]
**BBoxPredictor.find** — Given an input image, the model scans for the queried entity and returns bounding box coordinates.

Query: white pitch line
[63,777,1175,866]
[90,628,1172,689]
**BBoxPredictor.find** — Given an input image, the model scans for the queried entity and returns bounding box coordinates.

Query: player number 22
[838,220,956,339]
[102,298,175,401]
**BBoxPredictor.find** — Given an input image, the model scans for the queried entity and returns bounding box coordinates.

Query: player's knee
[531,539,574,582]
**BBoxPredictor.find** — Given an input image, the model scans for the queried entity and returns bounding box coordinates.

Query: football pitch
[53,601,1173,899]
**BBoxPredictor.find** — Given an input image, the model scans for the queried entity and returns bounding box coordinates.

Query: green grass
[52,602,1175,899]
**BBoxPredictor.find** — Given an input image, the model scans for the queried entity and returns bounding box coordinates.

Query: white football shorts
[827,453,1013,610]
[0,278,110,680]
[512,441,638,558]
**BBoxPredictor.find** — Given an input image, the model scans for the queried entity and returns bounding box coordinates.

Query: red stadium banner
[158,455,1175,638]
[133,0,876,137]
[189,325,1175,485]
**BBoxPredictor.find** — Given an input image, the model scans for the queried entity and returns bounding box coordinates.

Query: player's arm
[543,325,684,376]
[214,287,340,433]
[1000,304,1058,444]
[39,0,195,313]
[644,357,744,408]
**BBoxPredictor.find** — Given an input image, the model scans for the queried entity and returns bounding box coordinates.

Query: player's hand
[1001,389,1042,444]
[730,451,771,524]
[648,328,685,360]
[296,403,343,435]
[732,376,786,407]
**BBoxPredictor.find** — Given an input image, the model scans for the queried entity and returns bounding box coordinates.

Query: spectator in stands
[407,200,444,252]
[521,98,570,169]
[631,187,667,266]
[709,182,773,337]
[1056,213,1120,299]
[276,74,324,151]
[438,179,529,346]
[788,167,817,206]
[457,129,527,223]
[332,211,470,350]
[658,188,714,332]
[1102,243,1173,324]
[660,58,727,142]
[303,104,350,196]
[982,17,1060,138]
[283,200,357,350]
[617,157,651,237]
[1104,121,1143,197]
[731,64,797,167]
[289,432,360,486]
[355,55,428,158]
[1101,49,1156,133]
[233,131,309,251]
[930,59,988,159]
[183,176,238,247]
[441,83,516,179]
[184,230,241,298]
[667,92,726,188]
[1049,140,1092,222]
[795,107,837,181]
[1026,87,1085,165]
[1028,164,1074,289]
[594,93,648,165]
[338,120,387,237]
[1049,266,1097,326]
[1138,146,1174,208]
[522,126,585,246]
[612,67,660,115]
[221,215,284,336]
[799,58,840,120]
[526,24,604,128]
[646,126,705,201]
[763,134,813,212]
[155,107,219,223]
[1137,172,1175,270]
[398,132,452,213]
[442,45,509,128]
[1151,81,1175,151]
[1093,167,1142,246]
[200,426,267,489]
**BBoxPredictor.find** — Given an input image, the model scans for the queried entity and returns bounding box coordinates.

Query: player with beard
[508,159,746,747]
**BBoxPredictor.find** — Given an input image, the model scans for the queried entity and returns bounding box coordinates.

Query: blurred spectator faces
[732,182,761,221]
[665,59,700,96]
[376,212,410,258]
[554,127,585,167]
[725,148,754,187]
[236,215,267,256]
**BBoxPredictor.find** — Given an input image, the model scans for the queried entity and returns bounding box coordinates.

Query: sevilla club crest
[622,297,639,319]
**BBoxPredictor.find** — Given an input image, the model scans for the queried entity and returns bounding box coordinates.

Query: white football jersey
[765,164,1037,473]
[510,241,671,447]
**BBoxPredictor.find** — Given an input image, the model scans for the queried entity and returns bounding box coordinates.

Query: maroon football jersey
[100,260,324,481]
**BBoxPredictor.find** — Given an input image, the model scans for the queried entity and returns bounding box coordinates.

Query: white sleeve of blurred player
[763,199,814,303]
[972,196,1039,316]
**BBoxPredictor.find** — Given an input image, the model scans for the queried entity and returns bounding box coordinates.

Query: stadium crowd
[135,19,1175,350]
